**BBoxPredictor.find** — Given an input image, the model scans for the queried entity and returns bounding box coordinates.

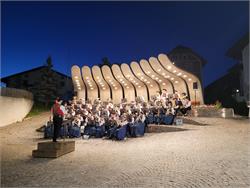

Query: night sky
[1,1,249,87]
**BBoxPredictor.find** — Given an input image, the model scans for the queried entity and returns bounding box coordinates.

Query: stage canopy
[71,53,204,104]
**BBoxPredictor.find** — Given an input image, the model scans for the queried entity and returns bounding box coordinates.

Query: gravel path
[1,113,249,187]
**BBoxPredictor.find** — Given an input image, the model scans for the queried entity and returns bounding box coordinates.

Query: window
[23,80,28,87]
[60,81,65,87]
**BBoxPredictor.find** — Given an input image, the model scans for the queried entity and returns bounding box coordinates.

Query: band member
[180,97,192,116]
[156,91,161,101]
[173,90,180,99]
[50,98,64,142]
[161,89,169,100]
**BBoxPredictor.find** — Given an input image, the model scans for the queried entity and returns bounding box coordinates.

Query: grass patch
[26,103,50,118]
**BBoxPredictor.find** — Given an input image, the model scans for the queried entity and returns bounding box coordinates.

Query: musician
[181,92,187,100]
[173,90,180,99]
[156,91,161,101]
[181,97,192,116]
[72,114,83,127]
[161,89,169,101]
[50,98,64,142]
[166,101,175,115]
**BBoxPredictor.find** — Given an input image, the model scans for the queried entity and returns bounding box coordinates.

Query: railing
[0,87,33,100]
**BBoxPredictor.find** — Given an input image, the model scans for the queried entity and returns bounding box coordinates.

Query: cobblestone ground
[1,112,249,188]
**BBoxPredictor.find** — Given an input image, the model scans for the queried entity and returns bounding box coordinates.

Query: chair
[130,122,145,137]
[115,125,127,140]
[107,126,117,139]
[146,114,154,124]
[59,125,69,138]
[83,125,96,137]
[161,115,174,125]
[154,115,161,124]
[68,125,81,138]
[44,122,54,138]
[95,125,105,138]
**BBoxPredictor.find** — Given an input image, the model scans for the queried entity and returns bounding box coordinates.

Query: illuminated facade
[72,54,204,104]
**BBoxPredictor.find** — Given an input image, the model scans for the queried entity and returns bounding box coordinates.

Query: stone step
[192,107,234,118]
[147,124,187,133]
[37,141,75,151]
[32,150,59,158]
[32,141,75,158]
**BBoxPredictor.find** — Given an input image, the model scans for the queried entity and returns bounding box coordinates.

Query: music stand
[193,82,198,106]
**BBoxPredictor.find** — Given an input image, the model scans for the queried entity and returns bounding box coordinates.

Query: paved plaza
[1,112,249,187]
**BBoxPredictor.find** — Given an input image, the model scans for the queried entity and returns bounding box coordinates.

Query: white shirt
[60,105,67,115]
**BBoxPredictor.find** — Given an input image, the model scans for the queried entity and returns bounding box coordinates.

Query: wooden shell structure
[71,53,204,104]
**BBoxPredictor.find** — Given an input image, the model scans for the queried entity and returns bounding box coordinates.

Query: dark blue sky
[1,1,249,87]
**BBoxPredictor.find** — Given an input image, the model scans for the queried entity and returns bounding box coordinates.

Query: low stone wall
[192,106,234,118]
[147,124,187,133]
[0,88,34,127]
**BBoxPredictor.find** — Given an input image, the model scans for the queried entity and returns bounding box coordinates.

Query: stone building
[204,32,249,116]
[168,45,207,83]
[1,66,73,102]
[204,64,242,104]
[226,32,249,103]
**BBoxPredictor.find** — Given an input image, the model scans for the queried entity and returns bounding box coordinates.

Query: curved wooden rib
[140,59,173,94]
[92,65,111,102]
[71,65,86,100]
[111,64,135,102]
[82,66,98,102]
[121,63,148,102]
[158,53,204,104]
[130,61,159,99]
[148,57,187,95]
[101,65,123,104]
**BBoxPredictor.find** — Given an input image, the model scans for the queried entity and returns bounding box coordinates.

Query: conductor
[50,97,64,142]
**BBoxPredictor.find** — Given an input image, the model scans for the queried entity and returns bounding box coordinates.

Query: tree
[45,56,53,68]
[33,56,58,107]
[99,57,112,67]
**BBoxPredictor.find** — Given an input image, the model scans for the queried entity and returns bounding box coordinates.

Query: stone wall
[0,88,33,127]
[192,106,234,118]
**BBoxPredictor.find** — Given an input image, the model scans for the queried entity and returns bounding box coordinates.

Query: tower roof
[168,45,207,66]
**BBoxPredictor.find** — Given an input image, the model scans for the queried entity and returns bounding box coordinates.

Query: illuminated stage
[71,54,204,104]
